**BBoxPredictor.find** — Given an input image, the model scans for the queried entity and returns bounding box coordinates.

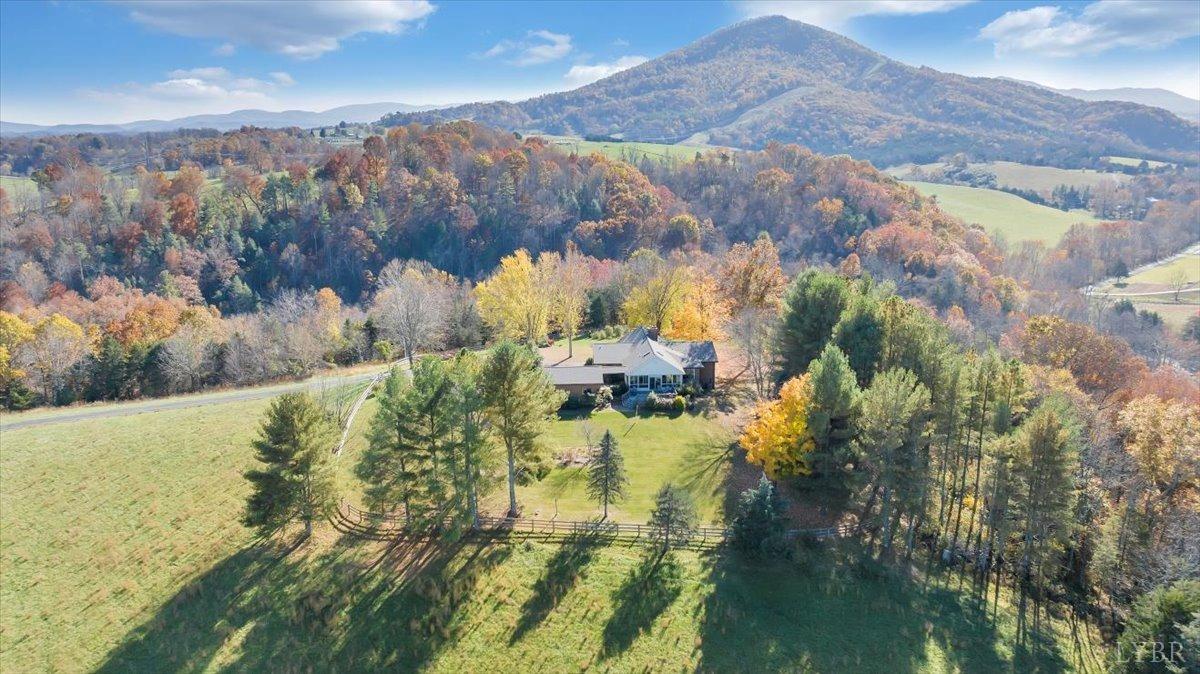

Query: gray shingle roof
[661,339,718,366]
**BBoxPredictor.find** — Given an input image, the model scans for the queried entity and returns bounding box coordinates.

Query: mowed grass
[0,399,269,672]
[906,181,1102,244]
[506,408,735,524]
[3,390,1104,672]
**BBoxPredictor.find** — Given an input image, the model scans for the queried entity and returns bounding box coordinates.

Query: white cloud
[121,1,435,59]
[980,1,1200,57]
[564,56,649,87]
[740,0,973,29]
[80,66,296,119]
[213,42,236,57]
[482,30,573,66]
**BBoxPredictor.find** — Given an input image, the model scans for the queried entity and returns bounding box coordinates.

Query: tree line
[735,267,1198,656]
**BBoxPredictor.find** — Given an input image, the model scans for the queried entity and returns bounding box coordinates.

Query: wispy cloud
[212,42,236,57]
[481,30,573,66]
[121,0,435,59]
[80,67,296,118]
[980,1,1200,58]
[740,0,973,29]
[564,55,649,87]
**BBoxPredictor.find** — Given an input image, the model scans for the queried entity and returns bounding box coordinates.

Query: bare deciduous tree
[373,259,451,366]
[730,307,779,400]
[159,324,216,393]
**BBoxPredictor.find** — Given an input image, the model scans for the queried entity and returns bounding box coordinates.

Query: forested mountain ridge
[385,16,1198,167]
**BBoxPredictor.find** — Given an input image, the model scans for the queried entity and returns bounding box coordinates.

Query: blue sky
[1,0,1198,125]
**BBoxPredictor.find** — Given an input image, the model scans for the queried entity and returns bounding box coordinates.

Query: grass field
[888,161,1124,193]
[2,386,1106,672]
[0,175,40,207]
[1125,253,1200,285]
[1104,156,1172,169]
[538,135,712,163]
[905,181,1102,244]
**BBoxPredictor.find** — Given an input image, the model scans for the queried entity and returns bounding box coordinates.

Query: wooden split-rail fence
[332,500,853,549]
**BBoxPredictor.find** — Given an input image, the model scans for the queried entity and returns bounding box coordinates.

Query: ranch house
[544,327,718,399]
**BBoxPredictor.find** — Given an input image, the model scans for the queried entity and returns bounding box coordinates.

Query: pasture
[1,382,1104,672]
[1104,156,1173,169]
[905,181,1101,244]
[888,161,1125,193]
[538,135,712,163]
[1125,253,1200,286]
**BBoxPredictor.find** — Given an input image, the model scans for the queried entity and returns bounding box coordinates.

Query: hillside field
[0,175,39,204]
[888,161,1125,193]
[538,135,711,163]
[1,388,1105,672]
[1104,156,1173,169]
[1125,253,1200,286]
[904,181,1102,244]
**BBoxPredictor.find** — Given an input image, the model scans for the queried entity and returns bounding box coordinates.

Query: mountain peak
[386,18,1195,166]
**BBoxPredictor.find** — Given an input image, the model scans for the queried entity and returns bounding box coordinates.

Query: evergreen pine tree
[730,475,788,556]
[806,343,861,479]
[243,392,336,539]
[648,483,698,553]
[586,430,629,520]
[778,270,849,377]
[480,341,565,517]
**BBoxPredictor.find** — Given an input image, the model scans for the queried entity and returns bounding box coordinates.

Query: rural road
[0,366,390,432]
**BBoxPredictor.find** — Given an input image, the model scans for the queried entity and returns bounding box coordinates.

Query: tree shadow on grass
[694,544,1073,673]
[509,528,602,644]
[94,537,306,673]
[96,532,513,672]
[600,548,683,659]
[675,438,736,522]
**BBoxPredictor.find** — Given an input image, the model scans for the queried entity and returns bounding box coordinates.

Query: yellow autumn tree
[0,311,34,350]
[1118,395,1200,514]
[621,249,690,334]
[666,270,730,341]
[740,374,816,478]
[314,287,343,342]
[476,249,554,344]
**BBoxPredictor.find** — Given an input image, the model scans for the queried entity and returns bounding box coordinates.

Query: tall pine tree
[243,392,337,539]
[587,430,629,520]
[480,341,565,517]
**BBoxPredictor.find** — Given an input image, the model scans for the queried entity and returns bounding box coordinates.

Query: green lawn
[2,388,1105,672]
[906,181,1102,244]
[511,408,736,524]
[0,399,268,672]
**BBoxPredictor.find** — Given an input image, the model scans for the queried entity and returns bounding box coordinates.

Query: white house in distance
[544,327,718,399]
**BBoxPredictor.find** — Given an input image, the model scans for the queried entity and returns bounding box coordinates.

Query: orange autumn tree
[741,374,816,479]
[667,269,730,341]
